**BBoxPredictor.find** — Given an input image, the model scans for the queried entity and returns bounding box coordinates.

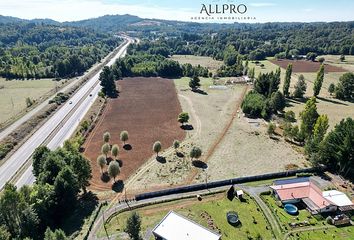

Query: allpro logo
[200,3,247,16]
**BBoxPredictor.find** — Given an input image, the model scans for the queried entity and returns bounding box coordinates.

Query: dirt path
[187,85,249,183]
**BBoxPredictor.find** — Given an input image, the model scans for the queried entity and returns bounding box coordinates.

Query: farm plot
[269,59,346,73]
[83,77,185,191]
[171,55,223,73]
[0,78,58,125]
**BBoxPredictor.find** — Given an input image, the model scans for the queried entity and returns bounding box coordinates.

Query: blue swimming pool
[284,204,298,215]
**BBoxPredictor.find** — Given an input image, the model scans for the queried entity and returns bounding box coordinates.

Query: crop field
[99,193,273,240]
[0,78,58,125]
[269,59,346,73]
[171,55,223,73]
[83,77,185,191]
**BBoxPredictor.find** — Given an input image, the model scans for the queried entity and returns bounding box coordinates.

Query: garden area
[99,193,273,239]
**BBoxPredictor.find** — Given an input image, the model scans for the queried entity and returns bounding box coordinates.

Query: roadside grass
[261,195,323,232]
[99,193,273,239]
[171,55,223,73]
[0,78,59,124]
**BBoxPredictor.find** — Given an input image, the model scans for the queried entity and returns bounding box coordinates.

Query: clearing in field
[270,59,346,73]
[99,193,273,240]
[171,55,223,73]
[83,77,185,191]
[0,78,59,125]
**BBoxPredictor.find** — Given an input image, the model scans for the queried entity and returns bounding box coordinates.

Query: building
[270,178,337,214]
[323,190,354,212]
[152,211,221,240]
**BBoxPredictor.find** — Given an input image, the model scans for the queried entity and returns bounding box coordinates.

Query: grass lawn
[261,195,322,231]
[171,55,223,73]
[287,226,354,240]
[99,193,273,239]
[0,78,58,124]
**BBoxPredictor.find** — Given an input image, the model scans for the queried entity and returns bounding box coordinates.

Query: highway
[0,37,132,190]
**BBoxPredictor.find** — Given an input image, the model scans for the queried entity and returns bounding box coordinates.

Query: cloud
[303,8,313,12]
[250,2,276,7]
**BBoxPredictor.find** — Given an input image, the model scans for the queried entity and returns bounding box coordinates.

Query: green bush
[0,142,15,159]
[260,190,271,196]
[242,91,265,118]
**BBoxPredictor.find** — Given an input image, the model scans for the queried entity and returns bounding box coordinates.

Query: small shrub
[260,190,271,196]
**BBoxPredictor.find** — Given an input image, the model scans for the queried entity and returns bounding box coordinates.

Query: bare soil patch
[270,59,346,73]
[83,77,185,191]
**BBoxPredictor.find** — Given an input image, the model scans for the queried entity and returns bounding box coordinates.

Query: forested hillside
[0,22,121,79]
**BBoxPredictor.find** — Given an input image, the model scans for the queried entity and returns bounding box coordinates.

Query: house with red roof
[270,179,338,214]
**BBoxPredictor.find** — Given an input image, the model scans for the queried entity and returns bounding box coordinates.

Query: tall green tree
[69,153,92,193]
[101,143,110,159]
[120,131,129,146]
[283,64,292,97]
[32,146,50,178]
[335,72,354,100]
[97,155,107,174]
[270,91,286,113]
[99,66,116,97]
[111,144,119,160]
[190,146,202,161]
[300,97,319,139]
[316,118,354,179]
[189,76,201,91]
[44,228,68,240]
[108,161,120,182]
[178,112,189,126]
[153,141,162,157]
[293,74,307,98]
[313,64,325,96]
[124,212,141,240]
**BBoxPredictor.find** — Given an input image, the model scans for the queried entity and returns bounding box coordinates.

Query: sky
[0,0,353,23]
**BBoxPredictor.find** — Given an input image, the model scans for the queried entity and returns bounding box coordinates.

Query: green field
[99,193,273,240]
[286,226,354,240]
[171,55,223,73]
[0,78,59,124]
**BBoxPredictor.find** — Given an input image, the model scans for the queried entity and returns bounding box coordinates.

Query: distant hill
[65,14,143,32]
[0,15,23,24]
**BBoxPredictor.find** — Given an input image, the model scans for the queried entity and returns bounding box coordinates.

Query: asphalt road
[0,37,132,190]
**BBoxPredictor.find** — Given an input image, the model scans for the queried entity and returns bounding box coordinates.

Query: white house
[152,211,221,240]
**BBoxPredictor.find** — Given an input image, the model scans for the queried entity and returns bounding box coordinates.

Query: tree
[173,140,180,153]
[101,143,110,158]
[120,131,129,146]
[293,74,307,98]
[99,66,116,97]
[335,72,354,100]
[283,122,292,140]
[153,141,162,157]
[283,64,292,96]
[306,52,317,61]
[267,123,276,137]
[44,228,68,240]
[190,146,202,161]
[313,115,329,142]
[316,118,353,179]
[241,91,265,118]
[103,131,111,143]
[284,110,296,122]
[340,54,345,62]
[111,144,119,160]
[32,146,50,178]
[69,153,92,193]
[124,212,141,240]
[0,225,10,240]
[318,57,325,63]
[300,97,319,139]
[189,76,201,91]
[328,83,335,96]
[270,91,285,113]
[223,45,238,66]
[178,112,189,125]
[290,125,300,141]
[97,155,106,174]
[108,161,120,182]
[313,64,324,96]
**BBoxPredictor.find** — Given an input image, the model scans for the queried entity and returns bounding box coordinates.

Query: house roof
[271,181,332,210]
[323,190,354,207]
[152,211,221,240]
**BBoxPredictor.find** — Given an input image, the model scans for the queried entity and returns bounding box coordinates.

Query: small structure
[236,190,244,199]
[323,190,354,212]
[226,211,239,225]
[152,211,221,240]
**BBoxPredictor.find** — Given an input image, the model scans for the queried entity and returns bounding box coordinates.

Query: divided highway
[0,37,133,190]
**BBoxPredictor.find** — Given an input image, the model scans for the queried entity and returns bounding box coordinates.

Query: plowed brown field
[83,77,185,191]
[270,59,346,73]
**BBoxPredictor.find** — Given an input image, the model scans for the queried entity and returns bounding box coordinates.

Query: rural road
[0,36,133,190]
